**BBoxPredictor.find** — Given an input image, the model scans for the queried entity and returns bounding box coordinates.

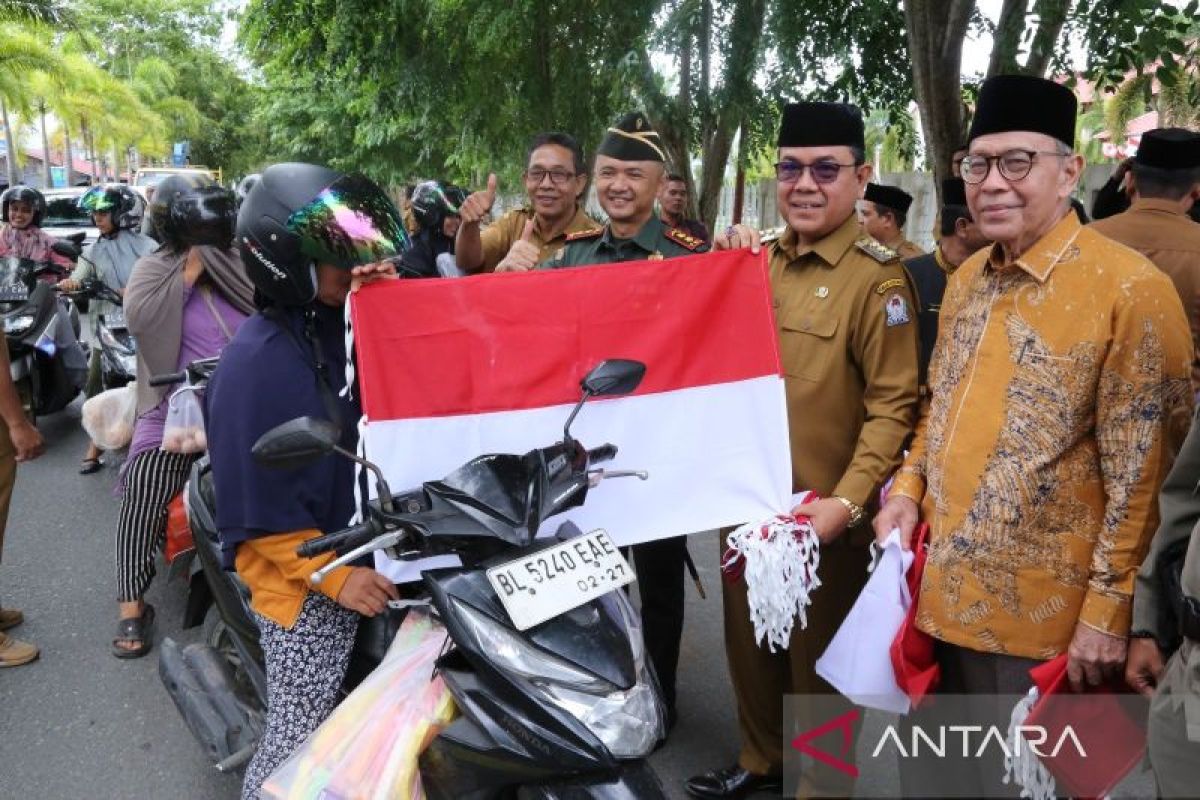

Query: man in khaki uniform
[1127,403,1200,797]
[860,182,924,259]
[455,132,599,273]
[0,335,45,666]
[688,101,920,800]
[1090,127,1200,390]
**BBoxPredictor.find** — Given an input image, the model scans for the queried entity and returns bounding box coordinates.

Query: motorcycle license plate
[104,311,126,328]
[0,284,28,303]
[486,529,634,631]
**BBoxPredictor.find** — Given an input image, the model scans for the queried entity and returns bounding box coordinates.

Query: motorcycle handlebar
[148,371,186,387]
[588,443,617,464]
[297,521,377,558]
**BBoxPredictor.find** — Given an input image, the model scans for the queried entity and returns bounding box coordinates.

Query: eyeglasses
[959,149,1064,184]
[773,160,857,185]
[525,168,577,186]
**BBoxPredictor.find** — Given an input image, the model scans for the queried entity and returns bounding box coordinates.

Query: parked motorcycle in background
[160,359,669,798]
[0,252,87,420]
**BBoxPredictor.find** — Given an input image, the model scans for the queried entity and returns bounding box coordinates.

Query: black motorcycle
[61,276,137,389]
[0,254,85,420]
[159,359,668,797]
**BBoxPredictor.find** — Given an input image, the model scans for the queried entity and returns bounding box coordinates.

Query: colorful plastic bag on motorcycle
[161,386,207,454]
[260,609,457,800]
[80,384,137,450]
[163,492,193,564]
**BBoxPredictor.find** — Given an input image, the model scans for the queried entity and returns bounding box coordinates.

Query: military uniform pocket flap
[781,314,839,339]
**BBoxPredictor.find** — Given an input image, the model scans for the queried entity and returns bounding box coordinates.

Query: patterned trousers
[242,591,358,800]
[114,448,197,602]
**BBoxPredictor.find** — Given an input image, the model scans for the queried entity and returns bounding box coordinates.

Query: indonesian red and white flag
[349,249,791,582]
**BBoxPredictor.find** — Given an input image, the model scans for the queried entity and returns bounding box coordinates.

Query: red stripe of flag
[350,249,780,420]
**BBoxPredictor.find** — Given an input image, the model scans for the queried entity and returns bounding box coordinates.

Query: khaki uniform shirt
[1090,199,1200,390]
[478,206,599,272]
[890,212,1194,659]
[771,214,920,514]
[888,237,925,260]
[538,215,707,268]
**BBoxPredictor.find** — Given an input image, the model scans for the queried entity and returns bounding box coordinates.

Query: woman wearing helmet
[398,179,466,277]
[112,177,256,659]
[0,185,74,277]
[204,163,402,798]
[58,185,158,474]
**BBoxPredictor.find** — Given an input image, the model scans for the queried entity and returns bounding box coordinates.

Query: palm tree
[0,23,62,185]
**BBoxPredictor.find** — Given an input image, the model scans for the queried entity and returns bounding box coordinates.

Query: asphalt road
[0,404,1158,799]
[0,402,744,799]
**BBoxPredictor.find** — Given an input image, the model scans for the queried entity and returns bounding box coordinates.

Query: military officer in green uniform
[539,113,707,270]
[537,112,704,730]
[689,101,920,800]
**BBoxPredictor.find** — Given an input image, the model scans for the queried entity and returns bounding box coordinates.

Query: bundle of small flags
[721,490,823,652]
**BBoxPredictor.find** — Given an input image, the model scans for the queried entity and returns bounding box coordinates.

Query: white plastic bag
[80,384,137,450]
[160,386,207,453]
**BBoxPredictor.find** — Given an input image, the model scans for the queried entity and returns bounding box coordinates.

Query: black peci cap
[967,75,1077,148]
[864,183,914,214]
[778,102,865,151]
[1135,128,1200,170]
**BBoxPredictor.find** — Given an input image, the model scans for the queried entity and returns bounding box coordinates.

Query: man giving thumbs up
[454,132,598,273]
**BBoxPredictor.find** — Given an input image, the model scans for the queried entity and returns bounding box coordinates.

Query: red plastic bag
[163,491,193,564]
[890,522,939,705]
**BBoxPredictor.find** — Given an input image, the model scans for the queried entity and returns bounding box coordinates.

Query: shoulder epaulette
[854,236,899,264]
[664,227,704,251]
[565,228,603,242]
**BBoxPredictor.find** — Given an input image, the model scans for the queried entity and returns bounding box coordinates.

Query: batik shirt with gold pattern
[889,212,1194,659]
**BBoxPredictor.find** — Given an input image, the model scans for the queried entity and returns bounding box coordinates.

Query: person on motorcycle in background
[58,184,158,474]
[397,179,466,277]
[235,173,261,211]
[0,186,74,279]
[113,176,255,659]
[205,163,403,799]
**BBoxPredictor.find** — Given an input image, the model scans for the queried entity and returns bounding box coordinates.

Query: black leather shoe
[685,765,782,799]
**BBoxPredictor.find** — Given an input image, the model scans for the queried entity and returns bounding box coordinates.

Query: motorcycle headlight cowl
[450,595,666,759]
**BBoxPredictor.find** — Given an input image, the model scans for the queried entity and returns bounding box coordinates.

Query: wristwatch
[1128,630,1158,639]
[832,496,865,528]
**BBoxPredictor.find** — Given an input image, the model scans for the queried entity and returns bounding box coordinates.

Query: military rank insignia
[566,228,603,242]
[664,227,704,251]
[854,236,898,264]
[884,292,911,327]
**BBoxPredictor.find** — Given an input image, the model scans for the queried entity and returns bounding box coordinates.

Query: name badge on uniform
[884,292,911,327]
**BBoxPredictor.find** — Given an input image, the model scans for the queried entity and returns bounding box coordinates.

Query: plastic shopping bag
[80,384,137,450]
[261,610,458,800]
[161,386,207,454]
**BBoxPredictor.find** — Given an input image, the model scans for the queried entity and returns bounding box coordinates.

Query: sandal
[111,604,155,659]
[80,458,102,475]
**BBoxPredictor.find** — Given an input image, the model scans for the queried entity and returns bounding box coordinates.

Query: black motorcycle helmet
[235,173,261,208]
[77,184,143,230]
[410,180,465,232]
[149,173,217,245]
[167,185,238,252]
[236,162,410,307]
[1,185,47,227]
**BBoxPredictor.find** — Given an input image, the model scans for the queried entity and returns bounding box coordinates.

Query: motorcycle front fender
[515,761,668,800]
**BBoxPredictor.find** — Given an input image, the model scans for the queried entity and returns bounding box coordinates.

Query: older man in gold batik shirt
[875,77,1194,797]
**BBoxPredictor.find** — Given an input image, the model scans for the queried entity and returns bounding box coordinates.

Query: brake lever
[587,468,650,488]
[309,529,407,585]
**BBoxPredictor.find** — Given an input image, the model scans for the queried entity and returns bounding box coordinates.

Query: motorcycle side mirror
[563,359,647,443]
[251,415,398,512]
[67,231,86,244]
[252,416,340,470]
[580,359,646,397]
[52,240,81,259]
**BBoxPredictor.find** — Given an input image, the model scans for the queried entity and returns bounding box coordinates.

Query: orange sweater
[234,529,354,628]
